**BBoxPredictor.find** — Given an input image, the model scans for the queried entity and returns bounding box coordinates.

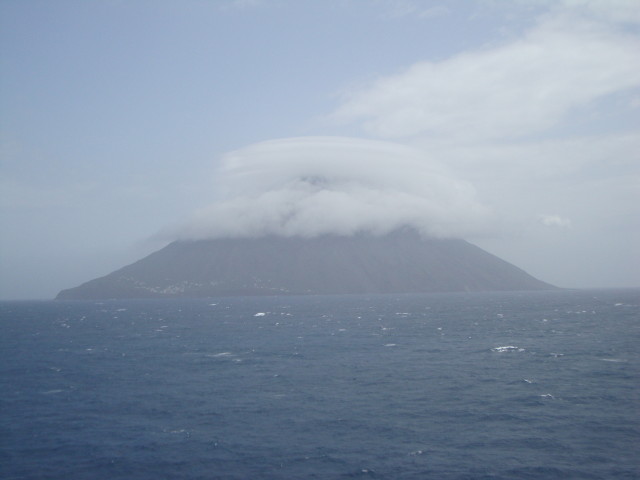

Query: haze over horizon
[1,0,639,299]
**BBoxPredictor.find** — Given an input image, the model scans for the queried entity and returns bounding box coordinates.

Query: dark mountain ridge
[56,230,554,299]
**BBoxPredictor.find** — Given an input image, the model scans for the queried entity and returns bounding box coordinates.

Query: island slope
[56,230,554,299]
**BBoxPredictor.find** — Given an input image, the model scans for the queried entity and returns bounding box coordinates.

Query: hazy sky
[1,0,639,299]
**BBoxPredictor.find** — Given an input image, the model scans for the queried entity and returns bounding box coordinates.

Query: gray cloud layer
[172,137,490,240]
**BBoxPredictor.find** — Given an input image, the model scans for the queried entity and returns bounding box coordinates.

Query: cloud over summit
[174,137,490,240]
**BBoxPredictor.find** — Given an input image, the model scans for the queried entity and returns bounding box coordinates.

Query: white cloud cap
[174,137,491,240]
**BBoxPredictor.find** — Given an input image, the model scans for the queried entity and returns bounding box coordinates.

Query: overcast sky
[1,0,639,299]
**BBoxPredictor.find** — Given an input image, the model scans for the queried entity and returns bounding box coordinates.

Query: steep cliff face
[56,230,554,299]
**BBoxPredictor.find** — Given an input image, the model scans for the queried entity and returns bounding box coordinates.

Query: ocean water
[1,289,638,480]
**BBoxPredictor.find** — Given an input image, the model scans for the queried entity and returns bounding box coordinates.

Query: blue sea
[1,289,639,479]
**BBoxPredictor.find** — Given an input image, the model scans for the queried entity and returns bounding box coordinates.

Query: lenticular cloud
[175,136,490,240]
